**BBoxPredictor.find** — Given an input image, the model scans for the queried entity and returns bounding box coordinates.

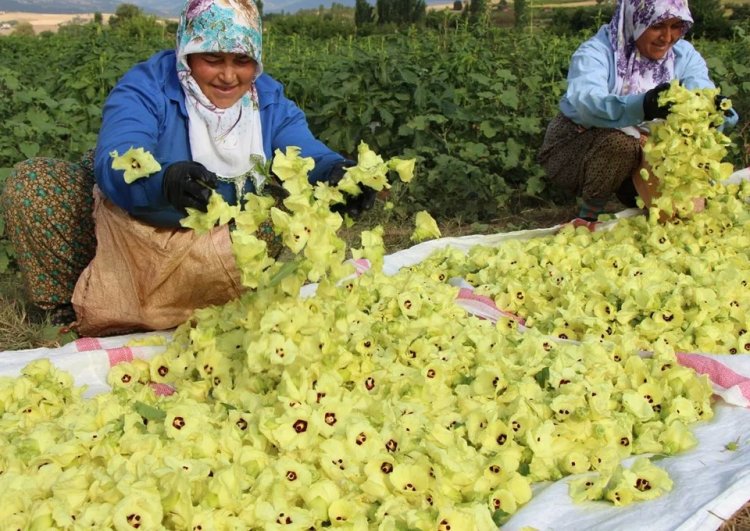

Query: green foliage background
[0,14,748,273]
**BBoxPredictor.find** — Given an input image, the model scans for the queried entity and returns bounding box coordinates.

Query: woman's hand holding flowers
[327,162,377,218]
[162,161,218,213]
[643,82,673,121]
[714,95,734,118]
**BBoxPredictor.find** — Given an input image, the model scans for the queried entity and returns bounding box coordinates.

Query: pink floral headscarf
[608,0,693,95]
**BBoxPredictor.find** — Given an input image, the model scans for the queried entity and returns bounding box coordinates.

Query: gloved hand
[162,161,218,212]
[260,174,290,204]
[643,82,673,121]
[327,162,377,218]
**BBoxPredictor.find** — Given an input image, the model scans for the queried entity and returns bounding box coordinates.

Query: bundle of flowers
[641,81,734,217]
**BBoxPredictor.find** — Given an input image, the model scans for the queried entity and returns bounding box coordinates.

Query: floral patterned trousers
[1,150,97,310]
[538,113,642,204]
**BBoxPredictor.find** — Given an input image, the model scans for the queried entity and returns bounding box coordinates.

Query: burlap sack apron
[72,187,243,336]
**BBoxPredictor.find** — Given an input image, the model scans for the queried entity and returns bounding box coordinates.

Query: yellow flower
[234,193,275,233]
[300,479,341,522]
[388,157,416,183]
[110,147,161,183]
[601,458,673,505]
[569,472,611,503]
[271,146,315,182]
[351,226,385,271]
[271,208,310,253]
[76,503,114,527]
[410,211,441,242]
[658,420,697,453]
[327,497,370,527]
[106,361,144,390]
[344,141,391,191]
[622,390,656,422]
[253,500,316,529]
[436,505,496,530]
[112,489,164,530]
[163,401,211,440]
[313,181,345,206]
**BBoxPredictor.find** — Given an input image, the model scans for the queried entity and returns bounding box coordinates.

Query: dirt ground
[0,11,113,34]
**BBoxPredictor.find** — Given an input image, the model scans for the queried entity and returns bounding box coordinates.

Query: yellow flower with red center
[110,147,161,183]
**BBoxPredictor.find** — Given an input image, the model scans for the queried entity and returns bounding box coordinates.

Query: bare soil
[0,11,113,34]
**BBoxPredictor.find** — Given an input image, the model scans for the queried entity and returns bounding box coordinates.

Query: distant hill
[264,0,353,13]
[0,0,449,16]
[0,0,313,16]
[0,0,184,17]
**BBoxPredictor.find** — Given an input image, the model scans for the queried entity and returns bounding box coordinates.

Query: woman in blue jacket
[1,0,372,331]
[538,0,738,221]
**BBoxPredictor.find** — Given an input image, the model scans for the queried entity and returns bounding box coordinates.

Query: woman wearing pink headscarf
[538,0,738,221]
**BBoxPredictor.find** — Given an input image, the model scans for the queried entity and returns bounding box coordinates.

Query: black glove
[327,162,377,218]
[714,95,734,118]
[162,161,218,212]
[643,82,672,121]
[260,174,290,204]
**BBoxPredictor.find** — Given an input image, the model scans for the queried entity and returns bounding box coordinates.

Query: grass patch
[0,272,72,351]
[721,502,750,530]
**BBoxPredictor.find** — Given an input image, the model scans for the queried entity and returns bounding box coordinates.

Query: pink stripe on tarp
[75,337,102,352]
[456,288,525,324]
[352,258,371,275]
[150,382,176,396]
[563,218,601,232]
[107,347,134,366]
[677,353,750,401]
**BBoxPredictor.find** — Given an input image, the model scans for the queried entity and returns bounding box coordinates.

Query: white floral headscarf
[609,0,693,96]
[176,0,265,185]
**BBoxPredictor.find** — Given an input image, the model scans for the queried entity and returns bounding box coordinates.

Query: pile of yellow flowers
[416,190,750,355]
[641,81,735,217]
[1,130,732,528]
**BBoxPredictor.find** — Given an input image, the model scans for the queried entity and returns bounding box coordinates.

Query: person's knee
[1,158,74,224]
[1,159,39,210]
[596,132,641,162]
[581,132,641,198]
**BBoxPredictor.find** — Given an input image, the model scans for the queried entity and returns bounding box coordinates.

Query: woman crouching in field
[1,0,373,336]
[538,0,739,221]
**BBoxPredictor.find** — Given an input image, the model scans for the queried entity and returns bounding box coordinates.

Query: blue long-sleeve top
[559,26,739,130]
[95,50,345,227]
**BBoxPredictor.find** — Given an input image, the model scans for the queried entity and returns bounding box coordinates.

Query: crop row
[0,23,747,269]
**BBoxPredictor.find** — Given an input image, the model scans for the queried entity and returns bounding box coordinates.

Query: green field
[0,9,748,339]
